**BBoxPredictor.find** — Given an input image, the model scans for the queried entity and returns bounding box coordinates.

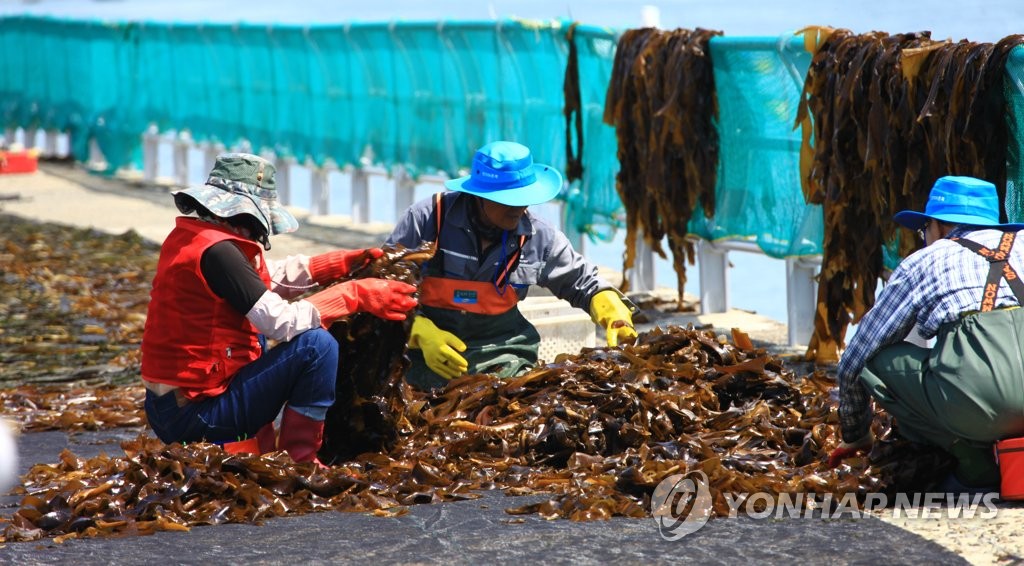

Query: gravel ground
[873,503,1024,565]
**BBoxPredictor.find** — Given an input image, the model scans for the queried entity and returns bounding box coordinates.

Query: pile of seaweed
[603,27,722,309]
[320,244,435,464]
[795,27,1024,362]
[1,325,951,543]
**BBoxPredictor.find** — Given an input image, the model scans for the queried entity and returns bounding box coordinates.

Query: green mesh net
[688,35,823,258]
[1006,46,1024,222]
[3,16,1023,261]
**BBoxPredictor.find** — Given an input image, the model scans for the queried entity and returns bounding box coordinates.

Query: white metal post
[142,125,159,183]
[641,5,661,27]
[24,127,38,150]
[172,131,192,187]
[311,164,331,216]
[44,131,59,158]
[698,239,729,313]
[351,168,370,223]
[785,256,818,346]
[274,156,293,206]
[394,166,416,220]
[204,143,223,177]
[560,200,585,254]
[88,137,107,170]
[626,238,656,293]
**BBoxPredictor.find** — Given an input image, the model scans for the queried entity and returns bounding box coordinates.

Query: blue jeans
[145,328,339,444]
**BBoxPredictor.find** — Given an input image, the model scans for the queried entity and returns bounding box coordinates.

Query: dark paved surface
[0,429,968,565]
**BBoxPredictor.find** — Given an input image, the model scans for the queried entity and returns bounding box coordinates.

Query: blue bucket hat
[444,141,563,207]
[893,176,1024,231]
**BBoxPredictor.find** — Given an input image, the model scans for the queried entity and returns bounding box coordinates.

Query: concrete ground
[0,163,1019,565]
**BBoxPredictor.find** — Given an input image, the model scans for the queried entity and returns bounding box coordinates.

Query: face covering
[469,196,506,242]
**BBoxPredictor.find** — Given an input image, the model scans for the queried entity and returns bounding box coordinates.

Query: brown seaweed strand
[603,27,721,305]
[604,27,660,291]
[564,22,584,184]
[799,31,1021,363]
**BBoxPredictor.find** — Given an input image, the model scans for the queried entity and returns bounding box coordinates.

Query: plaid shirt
[836,227,1024,442]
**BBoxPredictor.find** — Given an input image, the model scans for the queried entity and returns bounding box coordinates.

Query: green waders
[405,304,540,391]
[859,307,1024,485]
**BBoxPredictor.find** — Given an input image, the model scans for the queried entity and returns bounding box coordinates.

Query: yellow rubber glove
[409,315,469,380]
[589,290,638,347]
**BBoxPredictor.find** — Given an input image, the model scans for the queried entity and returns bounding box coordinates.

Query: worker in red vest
[141,153,417,463]
[387,141,637,390]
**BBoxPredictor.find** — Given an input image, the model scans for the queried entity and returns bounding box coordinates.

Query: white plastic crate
[519,296,596,362]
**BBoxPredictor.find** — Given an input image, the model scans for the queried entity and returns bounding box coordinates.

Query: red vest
[141,218,271,401]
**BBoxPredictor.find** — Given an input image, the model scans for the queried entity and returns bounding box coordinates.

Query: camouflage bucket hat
[171,153,298,236]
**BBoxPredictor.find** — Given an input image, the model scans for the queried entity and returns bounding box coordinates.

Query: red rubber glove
[305,278,418,327]
[827,432,873,468]
[309,248,383,285]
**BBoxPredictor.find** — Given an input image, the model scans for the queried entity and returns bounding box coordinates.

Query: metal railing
[13,125,819,347]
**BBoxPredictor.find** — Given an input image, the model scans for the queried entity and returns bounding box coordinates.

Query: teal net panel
[1006,46,1024,222]
[6,17,1023,260]
[560,24,623,242]
[690,35,823,258]
[385,24,456,171]
[0,17,611,181]
[0,17,145,167]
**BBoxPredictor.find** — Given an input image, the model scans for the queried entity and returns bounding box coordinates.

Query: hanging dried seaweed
[795,27,1024,362]
[603,27,722,308]
[319,243,435,464]
[2,325,952,543]
[563,22,585,184]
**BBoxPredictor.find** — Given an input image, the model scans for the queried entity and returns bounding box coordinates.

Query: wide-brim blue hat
[893,175,1024,231]
[444,141,563,207]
